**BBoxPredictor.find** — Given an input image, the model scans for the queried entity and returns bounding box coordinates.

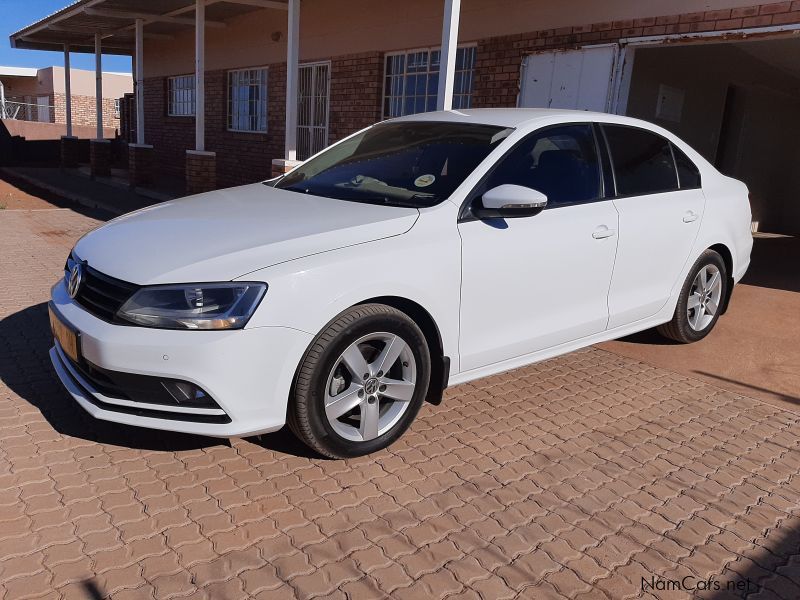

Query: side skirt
[448,311,676,388]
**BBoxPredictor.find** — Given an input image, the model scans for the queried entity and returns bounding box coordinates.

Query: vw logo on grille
[67,263,84,299]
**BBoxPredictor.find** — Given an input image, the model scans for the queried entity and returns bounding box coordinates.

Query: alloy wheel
[323,332,417,442]
[687,264,723,332]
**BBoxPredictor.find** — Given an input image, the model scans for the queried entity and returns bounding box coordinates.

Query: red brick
[680,11,707,23]
[760,1,793,13]
[743,14,774,26]
[704,9,732,20]
[772,9,800,23]
[715,18,744,29]
[731,6,760,18]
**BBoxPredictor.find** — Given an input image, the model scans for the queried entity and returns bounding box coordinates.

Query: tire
[288,303,431,458]
[657,250,728,344]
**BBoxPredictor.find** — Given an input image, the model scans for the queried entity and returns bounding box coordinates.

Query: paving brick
[2,201,800,600]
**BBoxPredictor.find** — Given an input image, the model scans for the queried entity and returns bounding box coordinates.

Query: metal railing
[0,98,55,123]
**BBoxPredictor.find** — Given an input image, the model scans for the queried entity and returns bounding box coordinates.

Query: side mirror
[472,184,548,219]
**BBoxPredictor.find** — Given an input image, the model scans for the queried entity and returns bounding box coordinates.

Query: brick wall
[328,52,383,144]
[143,69,284,187]
[52,93,120,129]
[141,0,800,189]
[473,1,800,108]
[143,77,195,180]
[143,51,385,188]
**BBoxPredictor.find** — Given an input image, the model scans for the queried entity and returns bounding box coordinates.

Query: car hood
[74,184,419,284]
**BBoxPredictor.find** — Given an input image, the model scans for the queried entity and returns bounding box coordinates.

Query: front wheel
[657,250,727,343]
[288,304,431,458]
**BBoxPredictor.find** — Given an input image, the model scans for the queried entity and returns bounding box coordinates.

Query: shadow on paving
[0,171,117,221]
[693,370,800,406]
[0,301,313,457]
[741,234,800,294]
[704,518,800,599]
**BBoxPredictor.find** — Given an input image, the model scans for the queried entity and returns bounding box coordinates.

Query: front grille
[66,255,139,323]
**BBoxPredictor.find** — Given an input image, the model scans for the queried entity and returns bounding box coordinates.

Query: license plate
[49,305,80,364]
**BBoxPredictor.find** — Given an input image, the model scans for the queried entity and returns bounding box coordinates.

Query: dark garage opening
[624,36,800,236]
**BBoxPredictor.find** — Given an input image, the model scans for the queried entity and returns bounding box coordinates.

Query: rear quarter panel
[694,173,753,283]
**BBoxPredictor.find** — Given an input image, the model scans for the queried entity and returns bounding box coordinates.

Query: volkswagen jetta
[49,109,752,457]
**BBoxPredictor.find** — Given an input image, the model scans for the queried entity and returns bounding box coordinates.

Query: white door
[297,62,330,160]
[36,96,51,122]
[602,124,706,329]
[458,124,619,372]
[519,45,618,112]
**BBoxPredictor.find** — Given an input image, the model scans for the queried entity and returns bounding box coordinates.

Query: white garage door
[518,44,618,112]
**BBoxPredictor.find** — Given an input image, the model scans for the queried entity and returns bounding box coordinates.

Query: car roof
[388,108,651,129]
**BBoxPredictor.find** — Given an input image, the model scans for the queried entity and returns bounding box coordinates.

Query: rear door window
[602,125,678,196]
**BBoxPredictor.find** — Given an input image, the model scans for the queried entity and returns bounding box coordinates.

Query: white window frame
[227,67,269,133]
[114,98,120,118]
[382,44,477,119]
[167,74,196,117]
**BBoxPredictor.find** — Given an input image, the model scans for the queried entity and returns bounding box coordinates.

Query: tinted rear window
[603,125,678,196]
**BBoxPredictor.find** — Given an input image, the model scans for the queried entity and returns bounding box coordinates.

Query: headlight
[117,283,267,330]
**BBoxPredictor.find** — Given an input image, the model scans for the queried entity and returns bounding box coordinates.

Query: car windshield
[273,121,513,207]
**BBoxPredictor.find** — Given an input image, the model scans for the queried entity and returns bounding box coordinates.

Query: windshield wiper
[343,196,419,208]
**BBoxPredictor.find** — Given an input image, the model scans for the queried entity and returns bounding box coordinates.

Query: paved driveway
[1,194,800,599]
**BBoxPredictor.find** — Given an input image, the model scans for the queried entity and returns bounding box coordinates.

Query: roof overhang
[10,0,289,56]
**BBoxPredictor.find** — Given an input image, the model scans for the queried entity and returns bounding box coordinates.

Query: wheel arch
[357,295,448,406]
[707,242,735,315]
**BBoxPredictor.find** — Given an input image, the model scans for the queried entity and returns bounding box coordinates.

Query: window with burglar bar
[383,46,476,118]
[228,68,268,133]
[168,75,195,116]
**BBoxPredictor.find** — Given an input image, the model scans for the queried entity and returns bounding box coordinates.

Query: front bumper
[49,279,313,437]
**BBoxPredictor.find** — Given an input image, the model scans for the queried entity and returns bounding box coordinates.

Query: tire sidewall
[675,251,727,342]
[301,309,430,458]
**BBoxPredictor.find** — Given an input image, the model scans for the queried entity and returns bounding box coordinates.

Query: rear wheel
[658,250,727,343]
[288,304,431,458]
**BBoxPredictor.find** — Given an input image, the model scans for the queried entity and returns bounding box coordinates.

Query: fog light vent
[161,380,213,407]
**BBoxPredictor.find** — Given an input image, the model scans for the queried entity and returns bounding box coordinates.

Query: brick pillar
[60,136,80,168]
[186,150,217,195]
[128,143,154,188]
[89,139,111,178]
[271,158,302,179]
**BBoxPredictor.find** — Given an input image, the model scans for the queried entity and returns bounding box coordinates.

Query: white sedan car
[49,109,752,458]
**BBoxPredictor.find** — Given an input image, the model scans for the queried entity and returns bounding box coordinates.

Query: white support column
[95,33,103,139]
[284,0,299,160]
[135,18,145,144]
[436,0,461,111]
[64,44,73,137]
[195,0,205,152]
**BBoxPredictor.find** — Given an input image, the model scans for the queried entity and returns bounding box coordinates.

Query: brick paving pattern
[1,205,799,599]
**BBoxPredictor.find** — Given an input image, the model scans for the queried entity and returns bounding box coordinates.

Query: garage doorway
[614,31,800,235]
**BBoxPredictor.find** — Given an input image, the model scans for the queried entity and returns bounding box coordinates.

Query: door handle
[683,211,699,223]
[592,226,616,239]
